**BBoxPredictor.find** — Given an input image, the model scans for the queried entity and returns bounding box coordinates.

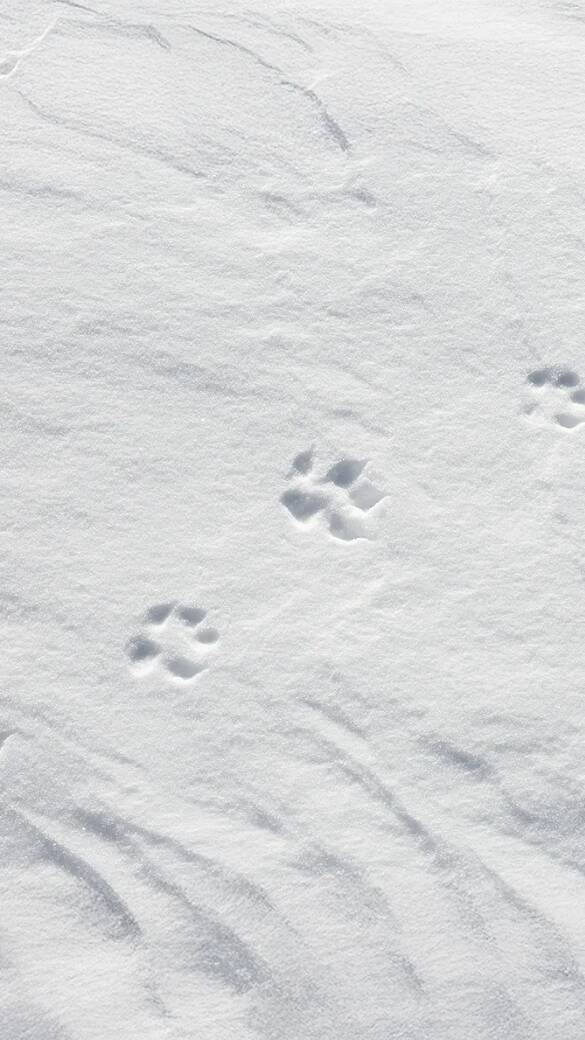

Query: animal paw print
[280,448,386,542]
[125,602,219,683]
[524,366,585,429]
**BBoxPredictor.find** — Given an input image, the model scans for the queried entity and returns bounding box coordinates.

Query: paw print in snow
[524,366,585,429]
[281,448,386,541]
[125,601,219,683]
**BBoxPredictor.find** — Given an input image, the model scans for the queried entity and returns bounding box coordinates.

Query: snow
[2,0,585,1036]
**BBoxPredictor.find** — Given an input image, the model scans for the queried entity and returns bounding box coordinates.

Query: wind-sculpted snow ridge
[2,0,585,1037]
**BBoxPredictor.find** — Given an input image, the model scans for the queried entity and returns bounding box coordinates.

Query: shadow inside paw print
[125,602,219,683]
[525,366,585,429]
[281,448,386,541]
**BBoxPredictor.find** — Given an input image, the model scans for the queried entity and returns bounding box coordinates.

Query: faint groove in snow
[280,78,349,151]
[56,15,171,51]
[421,737,491,779]
[145,867,267,993]
[74,809,271,993]
[77,808,275,910]
[11,810,141,940]
[302,696,366,739]
[188,24,349,152]
[130,348,244,399]
[0,177,87,206]
[403,99,493,159]
[497,793,585,881]
[17,93,205,181]
[291,840,424,991]
[303,722,585,1003]
[218,11,314,53]
[55,0,100,12]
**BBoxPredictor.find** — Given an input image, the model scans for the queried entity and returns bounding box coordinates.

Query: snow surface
[2,0,585,1036]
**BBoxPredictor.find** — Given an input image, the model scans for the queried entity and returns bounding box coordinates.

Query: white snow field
[3,0,585,1036]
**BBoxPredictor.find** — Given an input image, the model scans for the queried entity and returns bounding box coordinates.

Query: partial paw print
[280,448,386,542]
[125,602,219,683]
[524,366,585,429]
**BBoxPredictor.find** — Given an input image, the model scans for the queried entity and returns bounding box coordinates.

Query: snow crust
[2,0,585,1036]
